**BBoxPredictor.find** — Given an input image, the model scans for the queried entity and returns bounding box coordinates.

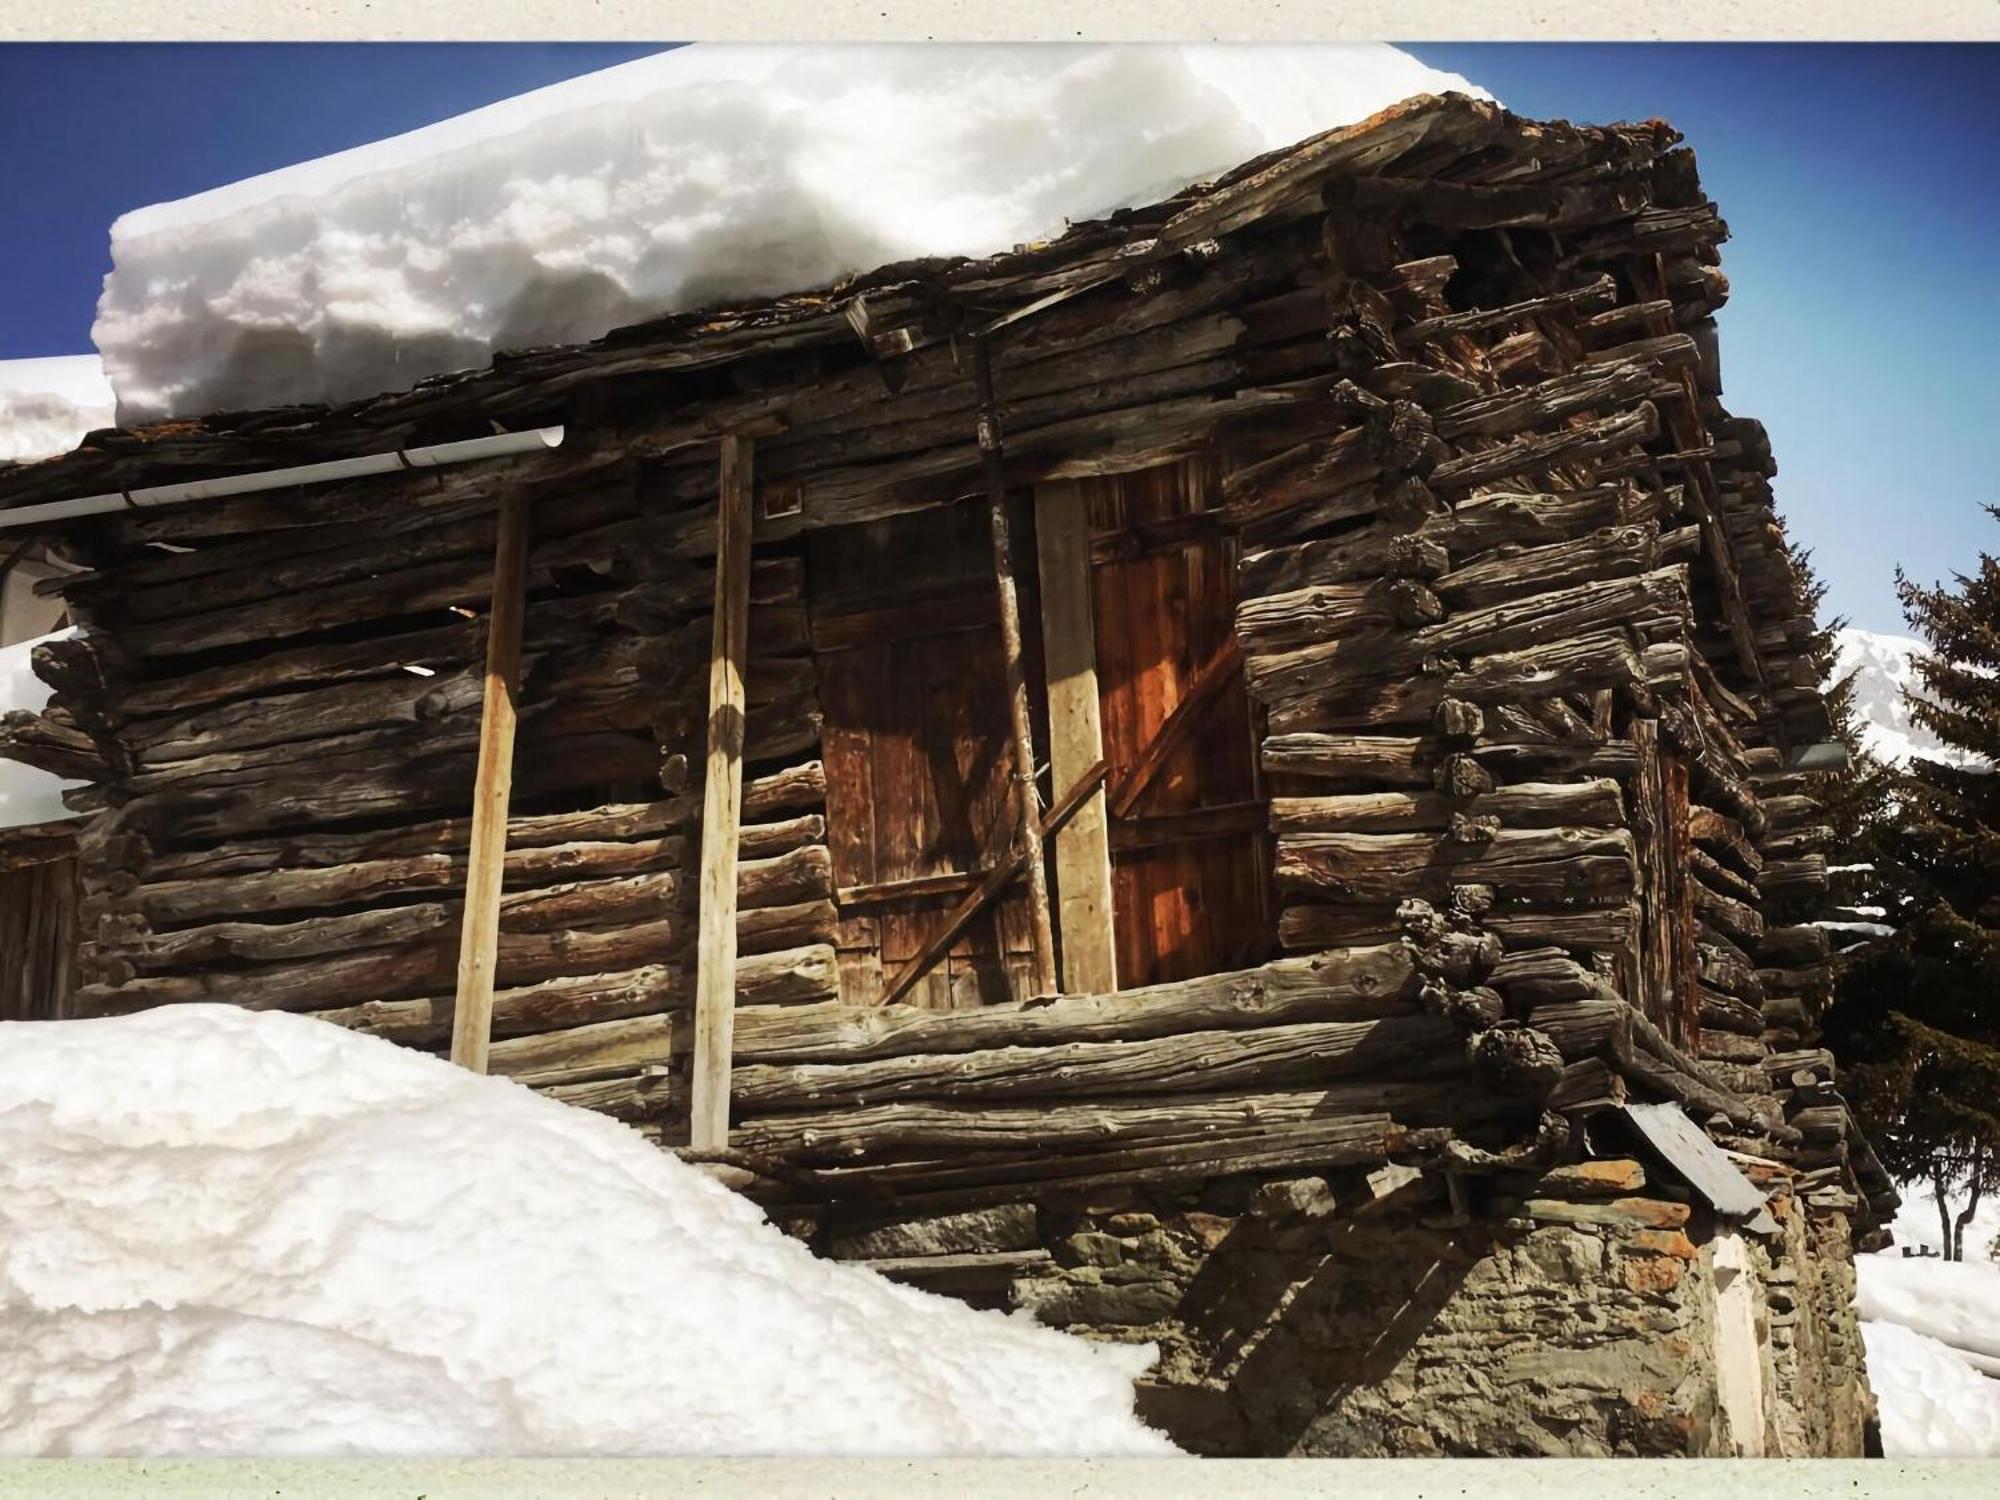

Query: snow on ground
[1857,1179,2000,1456]
[1831,626,1986,769]
[0,1004,1177,1458]
[0,629,81,829]
[94,43,1490,424]
[1860,1255,2000,1377]
[1861,1321,2000,1458]
[0,356,115,464]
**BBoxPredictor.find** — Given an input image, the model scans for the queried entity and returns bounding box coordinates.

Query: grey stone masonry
[813,1154,1874,1457]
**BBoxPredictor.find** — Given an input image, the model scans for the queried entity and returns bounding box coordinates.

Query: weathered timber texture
[0,92,1871,1235]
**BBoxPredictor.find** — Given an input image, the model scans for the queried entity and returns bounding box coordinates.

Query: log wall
[0,95,1883,1226]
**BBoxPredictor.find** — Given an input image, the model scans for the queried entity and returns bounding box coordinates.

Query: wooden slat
[836,871,982,909]
[1110,799,1267,854]
[880,759,1109,1008]
[1035,479,1118,996]
[448,489,531,1075]
[689,435,755,1150]
[1106,632,1243,819]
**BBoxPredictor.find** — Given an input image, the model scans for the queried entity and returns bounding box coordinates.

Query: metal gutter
[0,425,566,532]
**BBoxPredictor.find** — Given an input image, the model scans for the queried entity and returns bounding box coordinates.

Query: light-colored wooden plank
[1034,480,1118,995]
[449,489,531,1074]
[689,435,756,1149]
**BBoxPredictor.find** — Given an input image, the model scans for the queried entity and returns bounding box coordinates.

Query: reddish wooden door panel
[1081,459,1272,989]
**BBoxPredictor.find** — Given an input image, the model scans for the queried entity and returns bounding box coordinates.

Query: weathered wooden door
[1080,459,1273,987]
[811,505,1041,1009]
[0,852,78,1021]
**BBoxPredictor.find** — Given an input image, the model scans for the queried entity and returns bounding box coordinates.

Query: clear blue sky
[0,42,1991,634]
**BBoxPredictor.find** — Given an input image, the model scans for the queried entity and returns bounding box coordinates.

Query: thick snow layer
[1861,1320,2000,1458]
[95,43,1490,423]
[0,1004,1177,1458]
[1831,626,1986,769]
[0,629,81,829]
[1860,1254,2000,1374]
[0,356,115,464]
[1858,1180,2000,1456]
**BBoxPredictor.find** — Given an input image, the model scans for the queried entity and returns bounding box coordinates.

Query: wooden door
[1082,459,1273,987]
[0,854,78,1021]
[810,505,1040,1009]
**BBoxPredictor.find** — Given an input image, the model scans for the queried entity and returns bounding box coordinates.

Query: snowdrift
[0,356,114,464]
[1861,1321,2000,1459]
[0,1004,1177,1458]
[0,629,81,830]
[1857,1178,2000,1457]
[1860,1254,2000,1377]
[94,43,1489,423]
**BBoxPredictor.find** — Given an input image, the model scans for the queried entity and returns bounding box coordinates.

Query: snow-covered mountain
[1830,626,1983,768]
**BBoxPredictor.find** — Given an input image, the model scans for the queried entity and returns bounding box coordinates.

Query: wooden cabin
[0,94,1894,1455]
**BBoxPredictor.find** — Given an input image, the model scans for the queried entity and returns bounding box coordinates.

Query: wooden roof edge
[0,94,1681,510]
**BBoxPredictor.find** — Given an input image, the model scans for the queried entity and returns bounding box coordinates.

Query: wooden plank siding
[1079,458,1274,989]
[0,854,78,1021]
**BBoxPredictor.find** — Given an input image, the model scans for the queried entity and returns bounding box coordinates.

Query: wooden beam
[975,336,1059,998]
[1108,633,1243,819]
[880,759,1109,1008]
[1034,479,1118,996]
[1111,799,1267,853]
[689,434,755,1150]
[449,489,531,1074]
[836,871,982,909]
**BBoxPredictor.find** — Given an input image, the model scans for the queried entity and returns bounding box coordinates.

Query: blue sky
[0,42,1991,634]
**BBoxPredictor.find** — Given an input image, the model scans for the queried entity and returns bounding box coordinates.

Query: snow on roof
[0,629,81,830]
[0,357,115,465]
[93,43,1489,425]
[0,1003,1178,1458]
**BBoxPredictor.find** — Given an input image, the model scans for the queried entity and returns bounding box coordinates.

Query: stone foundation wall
[811,1156,1874,1457]
[1756,1184,1873,1456]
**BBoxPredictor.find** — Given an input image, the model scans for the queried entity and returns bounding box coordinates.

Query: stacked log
[33,476,837,1136]
[0,94,1882,1220]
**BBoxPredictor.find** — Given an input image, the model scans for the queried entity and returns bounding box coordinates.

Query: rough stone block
[1519,1196,1692,1231]
[1618,1250,1690,1294]
[1529,1158,1648,1198]
[1012,1273,1180,1328]
[1627,1228,1697,1260]
[826,1201,1036,1260]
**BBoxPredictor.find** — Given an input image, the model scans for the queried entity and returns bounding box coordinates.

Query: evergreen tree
[1823,508,2000,1260]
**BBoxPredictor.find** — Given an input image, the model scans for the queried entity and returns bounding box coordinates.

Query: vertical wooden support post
[1033,480,1118,996]
[449,488,531,1074]
[689,434,754,1150]
[974,337,1060,1000]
